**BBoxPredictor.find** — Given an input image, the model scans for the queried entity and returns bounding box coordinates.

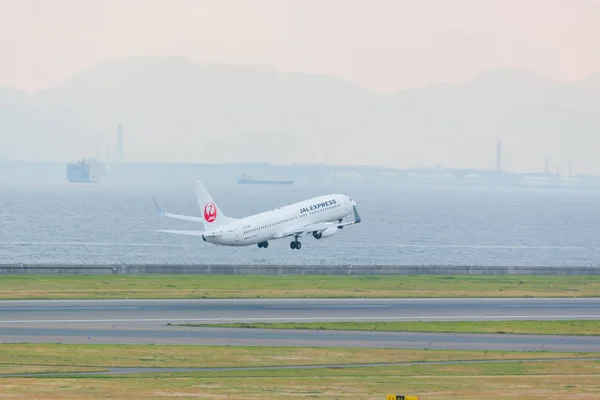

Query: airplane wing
[153,198,205,223]
[275,222,339,238]
[275,205,361,238]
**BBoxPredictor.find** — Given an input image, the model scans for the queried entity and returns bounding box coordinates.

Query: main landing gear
[257,241,269,248]
[290,240,302,250]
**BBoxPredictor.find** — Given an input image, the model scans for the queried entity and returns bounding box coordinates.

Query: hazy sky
[1,0,600,94]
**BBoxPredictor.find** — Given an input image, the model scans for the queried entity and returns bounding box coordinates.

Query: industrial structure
[115,124,124,163]
[496,140,502,171]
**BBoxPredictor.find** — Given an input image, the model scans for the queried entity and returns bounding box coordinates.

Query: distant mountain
[1,57,599,173]
[0,86,27,104]
[385,68,600,172]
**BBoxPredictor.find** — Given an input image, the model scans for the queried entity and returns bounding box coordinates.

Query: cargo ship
[66,158,104,183]
[237,174,294,185]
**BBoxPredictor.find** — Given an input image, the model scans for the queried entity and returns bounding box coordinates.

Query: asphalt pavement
[1,298,599,351]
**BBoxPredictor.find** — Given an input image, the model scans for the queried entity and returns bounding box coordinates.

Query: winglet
[153,198,165,216]
[353,205,361,224]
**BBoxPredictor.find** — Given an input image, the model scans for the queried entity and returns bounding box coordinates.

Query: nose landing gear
[290,240,302,250]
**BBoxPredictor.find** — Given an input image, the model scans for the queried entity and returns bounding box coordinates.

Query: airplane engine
[312,226,338,239]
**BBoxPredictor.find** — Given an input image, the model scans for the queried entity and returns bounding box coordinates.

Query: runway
[2,297,600,324]
[1,298,599,351]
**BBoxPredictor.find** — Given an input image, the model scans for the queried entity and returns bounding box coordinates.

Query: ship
[66,158,104,183]
[237,174,294,185]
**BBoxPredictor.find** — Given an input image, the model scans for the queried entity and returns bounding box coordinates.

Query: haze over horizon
[1,0,600,173]
[2,0,600,94]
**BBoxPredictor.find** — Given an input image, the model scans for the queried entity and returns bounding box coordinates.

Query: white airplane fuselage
[154,180,361,250]
[205,194,354,246]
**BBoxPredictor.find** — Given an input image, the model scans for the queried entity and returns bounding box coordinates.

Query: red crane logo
[204,202,217,223]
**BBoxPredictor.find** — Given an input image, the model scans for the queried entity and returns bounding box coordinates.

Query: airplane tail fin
[195,180,237,229]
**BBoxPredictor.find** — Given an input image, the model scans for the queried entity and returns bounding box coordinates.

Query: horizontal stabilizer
[157,229,226,238]
[157,229,206,236]
[153,198,205,223]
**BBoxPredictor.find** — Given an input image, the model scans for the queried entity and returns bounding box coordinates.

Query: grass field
[1,344,599,399]
[3,344,597,372]
[2,359,600,399]
[185,320,600,336]
[0,365,108,375]
[1,274,599,299]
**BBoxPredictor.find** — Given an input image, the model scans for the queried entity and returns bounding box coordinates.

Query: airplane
[153,180,361,250]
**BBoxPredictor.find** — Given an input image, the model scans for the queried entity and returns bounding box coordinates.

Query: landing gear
[258,241,269,248]
[290,240,302,250]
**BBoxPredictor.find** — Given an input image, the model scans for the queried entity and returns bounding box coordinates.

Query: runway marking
[265,305,391,309]
[501,305,600,308]
[0,241,186,247]
[1,315,599,324]
[390,244,600,250]
[0,307,139,311]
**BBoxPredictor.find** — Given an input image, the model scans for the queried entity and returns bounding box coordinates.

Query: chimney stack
[495,140,502,171]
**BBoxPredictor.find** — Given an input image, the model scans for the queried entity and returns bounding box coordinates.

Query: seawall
[0,264,599,275]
